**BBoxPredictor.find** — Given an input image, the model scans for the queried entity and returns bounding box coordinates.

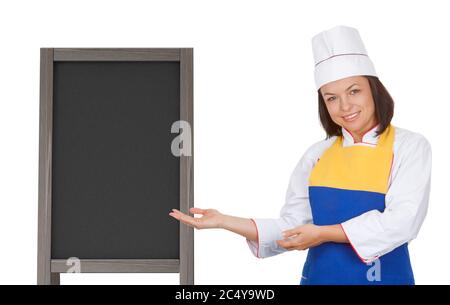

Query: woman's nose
[339,97,352,112]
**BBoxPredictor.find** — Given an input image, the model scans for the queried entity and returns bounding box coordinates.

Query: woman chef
[169,25,432,285]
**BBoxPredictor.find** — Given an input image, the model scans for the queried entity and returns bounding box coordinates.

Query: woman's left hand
[276,224,325,251]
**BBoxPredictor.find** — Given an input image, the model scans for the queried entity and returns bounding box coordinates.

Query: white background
[0,0,448,285]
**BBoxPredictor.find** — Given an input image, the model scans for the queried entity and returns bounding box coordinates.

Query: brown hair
[318,75,394,139]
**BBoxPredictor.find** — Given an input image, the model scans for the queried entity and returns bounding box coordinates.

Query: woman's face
[320,75,377,138]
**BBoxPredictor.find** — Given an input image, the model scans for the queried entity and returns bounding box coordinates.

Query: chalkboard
[37,49,193,285]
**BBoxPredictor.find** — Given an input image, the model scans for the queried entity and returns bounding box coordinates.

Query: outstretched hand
[169,207,224,229]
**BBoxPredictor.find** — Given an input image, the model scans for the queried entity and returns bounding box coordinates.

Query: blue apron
[301,124,414,285]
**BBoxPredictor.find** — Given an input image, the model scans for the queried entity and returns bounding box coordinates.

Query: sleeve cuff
[246,218,261,258]
[245,218,286,258]
[340,223,379,264]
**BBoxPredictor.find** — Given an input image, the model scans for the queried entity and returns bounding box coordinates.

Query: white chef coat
[246,124,432,263]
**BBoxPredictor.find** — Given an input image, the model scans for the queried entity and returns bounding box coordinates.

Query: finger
[189,207,207,215]
[178,213,198,226]
[282,231,299,239]
[277,234,305,248]
[170,211,198,227]
[169,212,188,224]
[282,228,301,238]
[282,229,292,237]
[172,208,205,217]
[170,209,187,219]
[169,212,179,219]
[276,239,296,250]
[171,209,192,218]
[169,211,185,220]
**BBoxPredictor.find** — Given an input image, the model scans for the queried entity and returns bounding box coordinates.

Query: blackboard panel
[51,61,180,259]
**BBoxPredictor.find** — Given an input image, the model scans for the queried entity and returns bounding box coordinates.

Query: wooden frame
[37,48,194,285]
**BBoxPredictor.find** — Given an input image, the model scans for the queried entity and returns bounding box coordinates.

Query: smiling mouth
[342,111,361,122]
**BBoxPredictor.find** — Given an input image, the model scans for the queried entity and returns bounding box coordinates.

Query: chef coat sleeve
[340,134,432,263]
[246,150,314,258]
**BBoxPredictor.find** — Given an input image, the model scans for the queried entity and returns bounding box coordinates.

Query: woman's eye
[350,89,360,95]
[327,96,336,102]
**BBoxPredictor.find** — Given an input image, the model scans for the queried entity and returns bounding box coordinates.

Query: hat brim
[314,54,377,91]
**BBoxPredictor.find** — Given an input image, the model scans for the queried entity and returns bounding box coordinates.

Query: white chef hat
[312,25,378,90]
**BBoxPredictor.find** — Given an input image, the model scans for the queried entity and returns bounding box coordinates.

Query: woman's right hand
[169,207,224,229]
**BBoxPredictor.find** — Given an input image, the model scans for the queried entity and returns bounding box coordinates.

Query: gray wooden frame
[37,48,194,285]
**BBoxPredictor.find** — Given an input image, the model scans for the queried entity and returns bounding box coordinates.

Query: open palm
[169,207,223,229]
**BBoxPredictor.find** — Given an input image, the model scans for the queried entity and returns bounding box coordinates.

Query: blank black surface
[51,61,180,259]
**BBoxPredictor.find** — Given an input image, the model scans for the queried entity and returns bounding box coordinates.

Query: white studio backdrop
[0,0,448,285]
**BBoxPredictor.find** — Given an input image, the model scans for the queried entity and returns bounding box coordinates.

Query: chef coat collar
[342,123,380,146]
